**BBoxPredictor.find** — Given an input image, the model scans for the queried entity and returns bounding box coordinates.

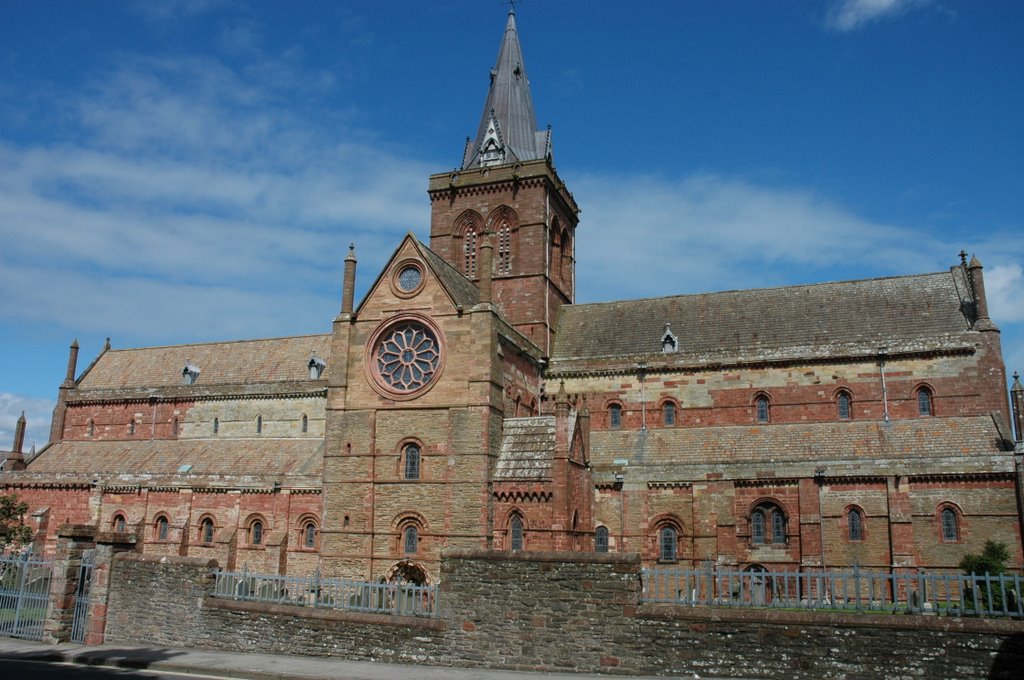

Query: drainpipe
[878,348,890,423]
[637,362,648,430]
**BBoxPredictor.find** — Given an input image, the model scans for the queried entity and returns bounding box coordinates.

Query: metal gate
[0,552,53,640]
[70,551,95,644]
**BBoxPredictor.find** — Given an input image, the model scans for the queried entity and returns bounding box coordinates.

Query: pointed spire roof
[462,9,550,169]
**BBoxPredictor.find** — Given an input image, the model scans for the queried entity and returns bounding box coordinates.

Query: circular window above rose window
[369,318,443,398]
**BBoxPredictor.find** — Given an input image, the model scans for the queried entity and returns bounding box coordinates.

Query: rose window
[375,322,440,392]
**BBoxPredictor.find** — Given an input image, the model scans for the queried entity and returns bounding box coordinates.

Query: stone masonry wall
[101,550,1024,678]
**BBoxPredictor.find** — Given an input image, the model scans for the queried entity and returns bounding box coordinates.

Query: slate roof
[417,238,480,309]
[495,416,555,480]
[589,415,1011,482]
[24,438,322,482]
[551,269,975,373]
[75,334,331,391]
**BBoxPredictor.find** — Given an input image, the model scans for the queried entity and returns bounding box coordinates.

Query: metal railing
[642,565,1024,618]
[212,567,439,618]
[0,552,53,640]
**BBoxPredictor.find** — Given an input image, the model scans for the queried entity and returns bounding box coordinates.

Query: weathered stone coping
[637,603,1024,634]
[203,596,445,631]
[114,553,218,568]
[442,548,642,565]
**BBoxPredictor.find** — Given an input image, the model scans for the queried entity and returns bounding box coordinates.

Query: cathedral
[4,10,1023,585]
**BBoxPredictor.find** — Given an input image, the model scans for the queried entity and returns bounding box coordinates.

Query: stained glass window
[659,526,677,561]
[595,526,609,553]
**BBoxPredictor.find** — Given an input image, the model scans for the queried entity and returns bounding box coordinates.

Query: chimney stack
[64,339,80,385]
[1011,372,1024,446]
[967,255,995,331]
[342,244,357,316]
[4,411,27,471]
[13,411,26,454]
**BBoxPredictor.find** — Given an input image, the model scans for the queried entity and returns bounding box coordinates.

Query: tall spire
[462,9,551,169]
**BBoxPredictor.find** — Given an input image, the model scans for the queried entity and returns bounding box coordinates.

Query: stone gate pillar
[43,524,96,644]
[84,530,139,645]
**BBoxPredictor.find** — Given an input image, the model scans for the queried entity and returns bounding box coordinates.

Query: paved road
[2,658,226,679]
[0,639,709,679]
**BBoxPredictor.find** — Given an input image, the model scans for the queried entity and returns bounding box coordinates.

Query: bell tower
[428,9,579,355]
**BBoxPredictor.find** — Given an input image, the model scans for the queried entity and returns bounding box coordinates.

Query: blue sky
[1,0,1022,448]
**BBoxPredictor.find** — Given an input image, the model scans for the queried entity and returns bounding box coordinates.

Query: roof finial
[959,250,968,267]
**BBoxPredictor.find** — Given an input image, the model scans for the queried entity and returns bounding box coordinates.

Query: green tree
[959,541,1012,613]
[0,493,32,551]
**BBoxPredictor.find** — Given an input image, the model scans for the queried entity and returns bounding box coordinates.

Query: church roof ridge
[100,332,331,353]
[571,269,954,309]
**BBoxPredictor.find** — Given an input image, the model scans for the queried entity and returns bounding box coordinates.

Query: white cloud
[126,0,233,23]
[0,393,54,451]
[827,0,930,32]
[571,172,958,302]
[0,51,432,346]
[986,264,1024,324]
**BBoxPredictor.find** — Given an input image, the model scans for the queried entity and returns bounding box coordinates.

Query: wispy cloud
[826,0,930,32]
[0,393,53,453]
[126,0,233,24]
[570,172,967,302]
[0,49,431,348]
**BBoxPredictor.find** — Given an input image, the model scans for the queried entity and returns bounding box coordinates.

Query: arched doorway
[744,564,773,606]
[386,560,428,586]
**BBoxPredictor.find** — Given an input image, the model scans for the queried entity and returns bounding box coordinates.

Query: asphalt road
[1,659,227,679]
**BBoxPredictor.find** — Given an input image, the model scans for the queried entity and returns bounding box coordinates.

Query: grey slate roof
[417,238,480,309]
[551,269,975,373]
[495,416,555,480]
[462,10,548,168]
[24,438,323,483]
[75,335,331,391]
[589,415,1011,483]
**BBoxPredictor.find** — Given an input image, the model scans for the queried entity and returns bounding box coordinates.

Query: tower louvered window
[497,223,511,273]
[464,227,477,276]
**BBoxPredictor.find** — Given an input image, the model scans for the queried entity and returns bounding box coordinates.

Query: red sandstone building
[4,11,1024,584]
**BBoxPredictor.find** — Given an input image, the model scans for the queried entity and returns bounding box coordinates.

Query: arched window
[940,507,959,542]
[212,417,219,435]
[595,526,609,553]
[113,514,126,533]
[848,508,864,541]
[404,443,421,480]
[497,222,511,274]
[301,414,308,434]
[464,227,477,276]
[755,396,770,424]
[917,388,933,416]
[837,392,851,420]
[403,525,418,554]
[303,521,317,549]
[659,525,677,561]
[510,515,524,551]
[609,404,622,429]
[751,502,786,545]
[256,415,263,434]
[155,515,169,541]
[250,520,264,545]
[663,401,676,426]
[751,510,766,544]
[200,518,214,544]
[772,510,785,544]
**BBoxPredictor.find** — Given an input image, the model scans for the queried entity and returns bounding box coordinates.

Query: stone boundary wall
[101,550,1024,678]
